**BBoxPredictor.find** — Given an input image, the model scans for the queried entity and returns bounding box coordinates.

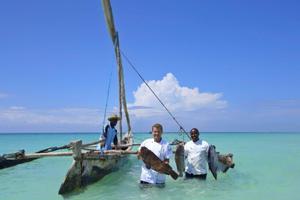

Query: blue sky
[0,0,299,132]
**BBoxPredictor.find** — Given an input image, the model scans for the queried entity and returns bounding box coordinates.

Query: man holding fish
[138,125,234,185]
[183,128,210,180]
[137,123,177,186]
[177,128,235,180]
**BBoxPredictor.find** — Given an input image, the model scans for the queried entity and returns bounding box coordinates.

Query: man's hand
[137,151,141,160]
[163,159,169,164]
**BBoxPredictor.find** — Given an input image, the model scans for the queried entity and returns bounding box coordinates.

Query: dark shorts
[140,180,151,184]
[139,180,165,188]
[185,172,207,180]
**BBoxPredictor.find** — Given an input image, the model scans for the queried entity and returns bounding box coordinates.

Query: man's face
[152,127,162,142]
[190,129,199,142]
[110,120,118,127]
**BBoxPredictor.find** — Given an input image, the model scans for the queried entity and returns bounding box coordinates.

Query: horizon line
[0,131,299,134]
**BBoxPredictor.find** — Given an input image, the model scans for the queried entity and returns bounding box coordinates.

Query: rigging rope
[102,69,113,134]
[120,50,191,140]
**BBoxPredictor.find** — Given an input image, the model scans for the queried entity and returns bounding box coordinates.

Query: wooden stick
[36,144,71,153]
[84,143,141,151]
[104,150,138,154]
[25,152,73,159]
[24,149,138,159]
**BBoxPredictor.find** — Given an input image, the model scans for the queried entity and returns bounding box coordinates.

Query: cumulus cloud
[128,73,227,117]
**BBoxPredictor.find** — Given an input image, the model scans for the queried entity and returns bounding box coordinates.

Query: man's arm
[164,144,172,164]
[102,125,109,139]
[113,134,118,145]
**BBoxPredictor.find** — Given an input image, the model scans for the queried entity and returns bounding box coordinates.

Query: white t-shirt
[184,139,209,175]
[139,138,172,184]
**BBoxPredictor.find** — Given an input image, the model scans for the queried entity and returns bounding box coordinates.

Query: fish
[208,145,235,180]
[175,144,185,177]
[208,145,219,179]
[217,153,235,173]
[139,146,178,180]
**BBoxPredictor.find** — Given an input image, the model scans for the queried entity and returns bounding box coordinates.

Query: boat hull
[59,135,133,195]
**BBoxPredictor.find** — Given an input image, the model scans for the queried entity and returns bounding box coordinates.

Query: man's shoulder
[141,138,153,145]
[201,140,209,145]
[200,140,209,148]
[185,140,193,146]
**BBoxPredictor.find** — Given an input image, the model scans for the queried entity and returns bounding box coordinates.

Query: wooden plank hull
[59,135,133,195]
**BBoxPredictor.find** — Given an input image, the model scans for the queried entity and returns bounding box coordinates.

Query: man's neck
[154,137,162,143]
[193,138,199,143]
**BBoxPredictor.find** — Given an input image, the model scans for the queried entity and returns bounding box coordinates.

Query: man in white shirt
[138,123,173,185]
[184,128,209,180]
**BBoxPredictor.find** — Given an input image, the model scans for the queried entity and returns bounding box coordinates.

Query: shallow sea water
[0,132,299,200]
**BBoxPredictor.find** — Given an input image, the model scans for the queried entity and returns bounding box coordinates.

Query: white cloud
[128,73,227,117]
[9,106,25,110]
[0,74,229,132]
[0,107,107,132]
[0,92,8,99]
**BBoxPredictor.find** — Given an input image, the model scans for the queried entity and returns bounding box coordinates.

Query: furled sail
[102,0,132,140]
[102,0,116,42]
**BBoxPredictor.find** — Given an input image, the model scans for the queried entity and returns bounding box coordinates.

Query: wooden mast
[102,0,131,141]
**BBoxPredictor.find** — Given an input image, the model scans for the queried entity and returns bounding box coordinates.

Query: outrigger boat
[0,1,235,194]
[59,0,134,195]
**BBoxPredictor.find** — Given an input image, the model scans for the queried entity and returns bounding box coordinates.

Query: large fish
[208,145,235,180]
[139,146,178,180]
[175,144,185,177]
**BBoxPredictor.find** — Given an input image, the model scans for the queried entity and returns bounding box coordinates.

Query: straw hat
[108,114,121,121]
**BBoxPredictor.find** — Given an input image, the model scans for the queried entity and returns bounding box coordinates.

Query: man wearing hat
[100,114,120,150]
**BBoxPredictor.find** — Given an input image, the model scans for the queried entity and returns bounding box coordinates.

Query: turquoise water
[0,132,299,200]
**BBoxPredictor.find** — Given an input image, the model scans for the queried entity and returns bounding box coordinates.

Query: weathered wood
[58,134,133,195]
[83,143,140,150]
[24,152,73,158]
[58,140,83,195]
[24,149,138,159]
[71,140,82,160]
[102,150,138,155]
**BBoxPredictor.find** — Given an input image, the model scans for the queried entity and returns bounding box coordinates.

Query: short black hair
[190,128,199,134]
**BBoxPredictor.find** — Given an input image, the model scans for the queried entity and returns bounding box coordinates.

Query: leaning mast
[102,0,131,142]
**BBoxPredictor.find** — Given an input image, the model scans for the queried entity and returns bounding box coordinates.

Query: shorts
[185,172,207,180]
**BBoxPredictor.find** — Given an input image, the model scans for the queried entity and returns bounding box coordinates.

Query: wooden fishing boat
[58,0,134,195]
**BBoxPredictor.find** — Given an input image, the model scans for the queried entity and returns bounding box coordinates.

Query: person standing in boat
[138,123,172,186]
[99,114,120,151]
[184,128,209,180]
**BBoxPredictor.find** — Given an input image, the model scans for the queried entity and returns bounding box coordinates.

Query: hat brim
[108,117,121,121]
